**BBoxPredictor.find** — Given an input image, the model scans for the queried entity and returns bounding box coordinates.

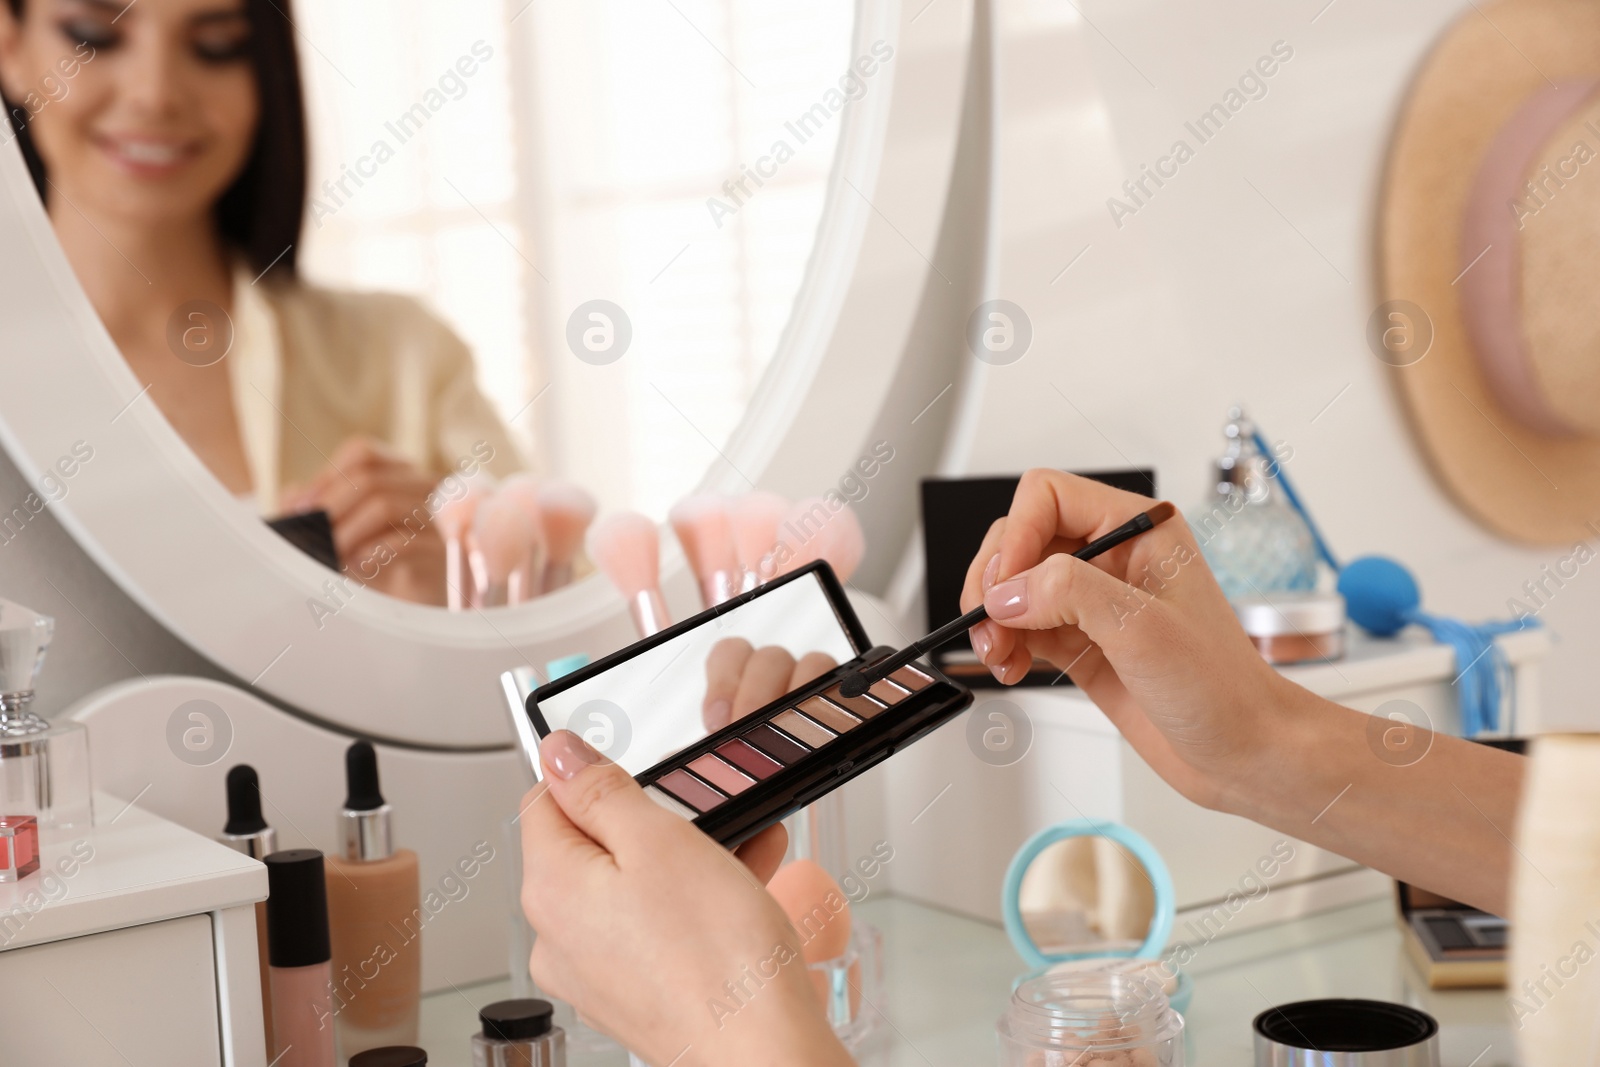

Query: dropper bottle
[217,764,278,1062]
[324,741,422,1060]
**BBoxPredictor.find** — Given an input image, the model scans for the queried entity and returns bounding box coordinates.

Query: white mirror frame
[0,0,974,748]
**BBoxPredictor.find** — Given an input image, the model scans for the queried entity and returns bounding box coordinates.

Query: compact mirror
[1015,834,1157,958]
[528,567,862,777]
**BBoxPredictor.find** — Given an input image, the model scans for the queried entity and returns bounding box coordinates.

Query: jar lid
[480,998,554,1041]
[1234,592,1345,638]
[349,1049,427,1067]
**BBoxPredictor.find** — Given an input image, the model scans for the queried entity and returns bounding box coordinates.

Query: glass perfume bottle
[0,600,93,832]
[1189,408,1319,601]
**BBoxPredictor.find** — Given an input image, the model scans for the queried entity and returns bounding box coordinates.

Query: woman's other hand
[281,437,447,605]
[520,731,852,1067]
[959,469,1290,811]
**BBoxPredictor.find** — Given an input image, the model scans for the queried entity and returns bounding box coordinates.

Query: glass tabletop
[418,895,1518,1066]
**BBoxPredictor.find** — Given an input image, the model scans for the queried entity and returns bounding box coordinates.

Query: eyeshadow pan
[689,754,755,795]
[658,769,726,813]
[717,738,783,779]
[773,709,836,748]
[745,723,810,764]
[868,678,911,705]
[643,785,697,820]
[823,685,889,720]
[891,665,934,691]
[798,695,862,733]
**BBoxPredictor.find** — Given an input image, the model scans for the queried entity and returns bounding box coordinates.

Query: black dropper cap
[264,849,331,968]
[349,1048,427,1067]
[479,999,554,1042]
[223,764,269,836]
[345,740,386,811]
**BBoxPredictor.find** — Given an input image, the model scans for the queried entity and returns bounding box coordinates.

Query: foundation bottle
[325,741,422,1060]
[265,849,338,1067]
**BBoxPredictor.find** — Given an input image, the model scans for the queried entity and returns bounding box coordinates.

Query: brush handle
[856,507,1169,687]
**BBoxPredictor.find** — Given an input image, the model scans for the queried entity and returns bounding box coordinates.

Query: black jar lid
[263,849,330,968]
[479,998,555,1041]
[349,1048,427,1067]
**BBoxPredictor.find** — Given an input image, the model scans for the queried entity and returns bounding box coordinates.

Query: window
[295,0,857,516]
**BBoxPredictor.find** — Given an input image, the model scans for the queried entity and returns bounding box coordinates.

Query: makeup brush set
[435,475,598,610]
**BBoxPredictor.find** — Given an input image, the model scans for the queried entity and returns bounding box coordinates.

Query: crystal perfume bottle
[1189,408,1319,601]
[0,600,92,832]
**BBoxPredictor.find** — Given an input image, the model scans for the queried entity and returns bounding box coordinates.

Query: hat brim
[1380,0,1600,544]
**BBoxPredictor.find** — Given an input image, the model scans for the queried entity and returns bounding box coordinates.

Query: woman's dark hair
[1,0,306,280]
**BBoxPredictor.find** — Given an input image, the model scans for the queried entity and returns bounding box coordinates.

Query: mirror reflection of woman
[0,0,523,604]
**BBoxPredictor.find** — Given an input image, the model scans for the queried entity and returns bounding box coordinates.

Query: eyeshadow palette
[519,561,974,848]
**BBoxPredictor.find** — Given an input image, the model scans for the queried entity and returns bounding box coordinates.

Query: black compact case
[522,561,974,849]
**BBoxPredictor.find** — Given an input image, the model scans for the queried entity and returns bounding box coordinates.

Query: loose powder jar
[1234,592,1347,666]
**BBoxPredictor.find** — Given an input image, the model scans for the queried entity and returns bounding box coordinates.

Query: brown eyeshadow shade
[868,678,911,705]
[891,665,934,691]
[689,754,755,795]
[717,738,783,779]
[773,709,835,748]
[823,685,888,720]
[798,695,862,733]
[745,723,810,764]
[658,769,726,813]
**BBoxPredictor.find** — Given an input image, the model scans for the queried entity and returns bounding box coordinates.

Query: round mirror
[0,0,971,742]
[1015,834,1157,959]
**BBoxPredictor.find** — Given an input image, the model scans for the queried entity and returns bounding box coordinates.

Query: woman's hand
[520,731,854,1067]
[702,638,837,731]
[280,437,447,605]
[959,469,1292,811]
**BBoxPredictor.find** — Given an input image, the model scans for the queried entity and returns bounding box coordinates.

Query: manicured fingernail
[990,662,1007,683]
[982,553,1001,591]
[542,729,603,780]
[971,625,992,661]
[986,577,1029,620]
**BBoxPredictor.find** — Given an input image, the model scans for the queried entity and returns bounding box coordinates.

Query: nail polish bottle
[218,765,279,1061]
[471,999,565,1066]
[265,849,337,1067]
[325,741,422,1060]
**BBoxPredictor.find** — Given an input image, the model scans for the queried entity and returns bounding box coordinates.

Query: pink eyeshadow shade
[717,738,783,779]
[868,678,910,704]
[689,754,755,795]
[658,769,726,813]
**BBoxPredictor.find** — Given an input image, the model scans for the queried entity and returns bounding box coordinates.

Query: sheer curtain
[294,0,856,515]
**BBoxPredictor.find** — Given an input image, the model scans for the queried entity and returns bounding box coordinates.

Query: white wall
[938,0,1597,732]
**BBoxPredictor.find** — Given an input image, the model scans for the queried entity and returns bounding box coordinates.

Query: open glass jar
[997,968,1184,1066]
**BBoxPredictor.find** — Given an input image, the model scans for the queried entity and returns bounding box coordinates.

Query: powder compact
[513,561,974,848]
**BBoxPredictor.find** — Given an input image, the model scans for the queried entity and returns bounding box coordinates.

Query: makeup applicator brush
[670,494,740,608]
[838,501,1178,698]
[495,475,548,604]
[473,494,538,608]
[436,480,494,610]
[535,481,597,593]
[730,491,789,591]
[587,511,670,637]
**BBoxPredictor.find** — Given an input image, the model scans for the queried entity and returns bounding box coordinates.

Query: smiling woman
[0,0,524,605]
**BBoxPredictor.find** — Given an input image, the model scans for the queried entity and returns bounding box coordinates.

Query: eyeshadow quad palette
[518,561,974,848]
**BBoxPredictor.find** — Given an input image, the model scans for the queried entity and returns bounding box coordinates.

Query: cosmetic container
[217,765,279,1059]
[265,849,337,1067]
[349,1047,428,1067]
[0,600,92,831]
[1253,999,1438,1065]
[0,813,39,882]
[807,921,882,1049]
[472,999,565,1066]
[326,741,422,1060]
[996,969,1184,1066]
[1234,592,1346,665]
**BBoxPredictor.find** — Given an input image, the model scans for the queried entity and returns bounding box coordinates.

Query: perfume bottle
[1189,408,1319,601]
[0,600,92,833]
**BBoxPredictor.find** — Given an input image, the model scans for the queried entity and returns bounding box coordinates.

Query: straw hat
[1379,0,1600,544]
